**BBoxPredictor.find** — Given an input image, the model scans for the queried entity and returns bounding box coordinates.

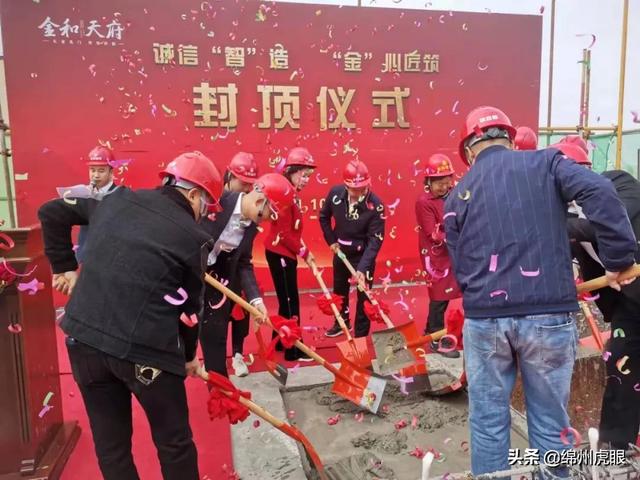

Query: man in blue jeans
[444,106,637,476]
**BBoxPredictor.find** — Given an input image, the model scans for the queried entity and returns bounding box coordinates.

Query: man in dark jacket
[199,173,296,377]
[568,170,640,450]
[320,159,385,338]
[444,107,637,476]
[38,151,222,480]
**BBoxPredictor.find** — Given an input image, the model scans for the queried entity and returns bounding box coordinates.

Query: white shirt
[90,181,115,201]
[208,194,251,265]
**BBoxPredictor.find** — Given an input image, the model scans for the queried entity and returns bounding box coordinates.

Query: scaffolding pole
[615,0,629,169]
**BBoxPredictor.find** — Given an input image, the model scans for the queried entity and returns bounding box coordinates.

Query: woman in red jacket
[415,154,461,358]
[264,147,317,361]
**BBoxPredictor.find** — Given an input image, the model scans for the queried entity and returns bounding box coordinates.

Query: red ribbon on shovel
[265,315,302,359]
[206,371,252,425]
[316,293,344,315]
[363,297,390,324]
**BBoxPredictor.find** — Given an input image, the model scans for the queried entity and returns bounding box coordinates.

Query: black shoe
[325,323,349,338]
[297,350,315,363]
[284,347,298,361]
[431,340,461,359]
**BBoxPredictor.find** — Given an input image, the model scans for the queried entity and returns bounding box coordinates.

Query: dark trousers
[332,254,373,338]
[426,299,449,334]
[200,250,250,377]
[65,338,198,480]
[265,249,303,359]
[599,315,640,449]
[200,307,249,377]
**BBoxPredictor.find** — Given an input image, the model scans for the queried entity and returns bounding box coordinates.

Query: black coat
[200,191,259,320]
[568,170,640,321]
[319,185,385,274]
[38,186,212,376]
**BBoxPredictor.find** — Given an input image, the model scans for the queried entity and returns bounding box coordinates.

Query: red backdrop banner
[1,1,541,289]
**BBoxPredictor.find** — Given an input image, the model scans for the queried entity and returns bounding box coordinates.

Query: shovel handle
[335,251,394,329]
[579,301,604,352]
[308,258,355,342]
[576,264,640,294]
[203,273,358,388]
[404,328,448,350]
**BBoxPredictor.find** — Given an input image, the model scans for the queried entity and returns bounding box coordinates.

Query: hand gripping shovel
[204,273,386,414]
[334,252,466,395]
[197,368,328,480]
[575,263,640,352]
[307,257,372,368]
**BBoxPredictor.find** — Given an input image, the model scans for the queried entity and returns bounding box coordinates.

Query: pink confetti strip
[327,414,341,425]
[17,278,44,295]
[38,405,53,418]
[0,233,16,250]
[442,211,456,220]
[634,383,640,392]
[602,351,611,361]
[208,294,227,310]
[424,256,448,280]
[164,287,188,305]
[337,238,352,246]
[394,419,408,430]
[179,312,198,327]
[582,293,600,302]
[490,290,508,300]
[387,198,400,210]
[559,427,582,447]
[489,254,498,272]
[616,356,631,375]
[437,334,458,353]
[519,266,540,277]
[7,323,22,334]
[2,259,37,277]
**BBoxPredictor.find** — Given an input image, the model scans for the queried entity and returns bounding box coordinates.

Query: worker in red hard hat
[320,159,385,338]
[76,146,120,263]
[415,154,461,358]
[38,151,223,480]
[225,151,259,193]
[513,126,538,151]
[200,173,297,377]
[559,134,589,154]
[264,147,317,362]
[217,152,260,377]
[446,105,637,476]
[551,141,593,168]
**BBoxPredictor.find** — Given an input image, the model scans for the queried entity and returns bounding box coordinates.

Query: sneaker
[325,323,350,338]
[430,340,461,359]
[232,353,249,377]
[297,350,315,363]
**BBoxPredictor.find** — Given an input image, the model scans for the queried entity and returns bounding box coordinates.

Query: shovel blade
[336,337,371,368]
[371,321,422,376]
[331,360,386,414]
[264,360,288,386]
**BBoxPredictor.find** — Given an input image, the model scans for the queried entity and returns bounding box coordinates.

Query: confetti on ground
[327,414,341,425]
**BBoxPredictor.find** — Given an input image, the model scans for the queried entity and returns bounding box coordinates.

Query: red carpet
[56,284,439,479]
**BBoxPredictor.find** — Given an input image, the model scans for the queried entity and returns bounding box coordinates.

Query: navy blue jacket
[444,145,637,318]
[319,185,385,274]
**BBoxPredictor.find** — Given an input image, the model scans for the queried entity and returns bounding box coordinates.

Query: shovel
[197,368,328,480]
[307,258,372,369]
[204,273,386,414]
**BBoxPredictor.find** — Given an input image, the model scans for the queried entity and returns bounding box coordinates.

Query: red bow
[265,315,301,358]
[316,293,344,315]
[206,371,251,425]
[363,298,390,324]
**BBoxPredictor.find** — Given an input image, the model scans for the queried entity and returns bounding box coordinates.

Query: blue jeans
[463,314,578,476]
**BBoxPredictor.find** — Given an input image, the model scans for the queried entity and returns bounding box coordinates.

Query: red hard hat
[343,160,371,188]
[559,135,589,154]
[254,173,295,214]
[158,151,223,206]
[86,146,115,166]
[285,147,316,169]
[459,106,517,164]
[551,142,592,167]
[424,154,455,178]
[228,152,258,183]
[514,126,538,150]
